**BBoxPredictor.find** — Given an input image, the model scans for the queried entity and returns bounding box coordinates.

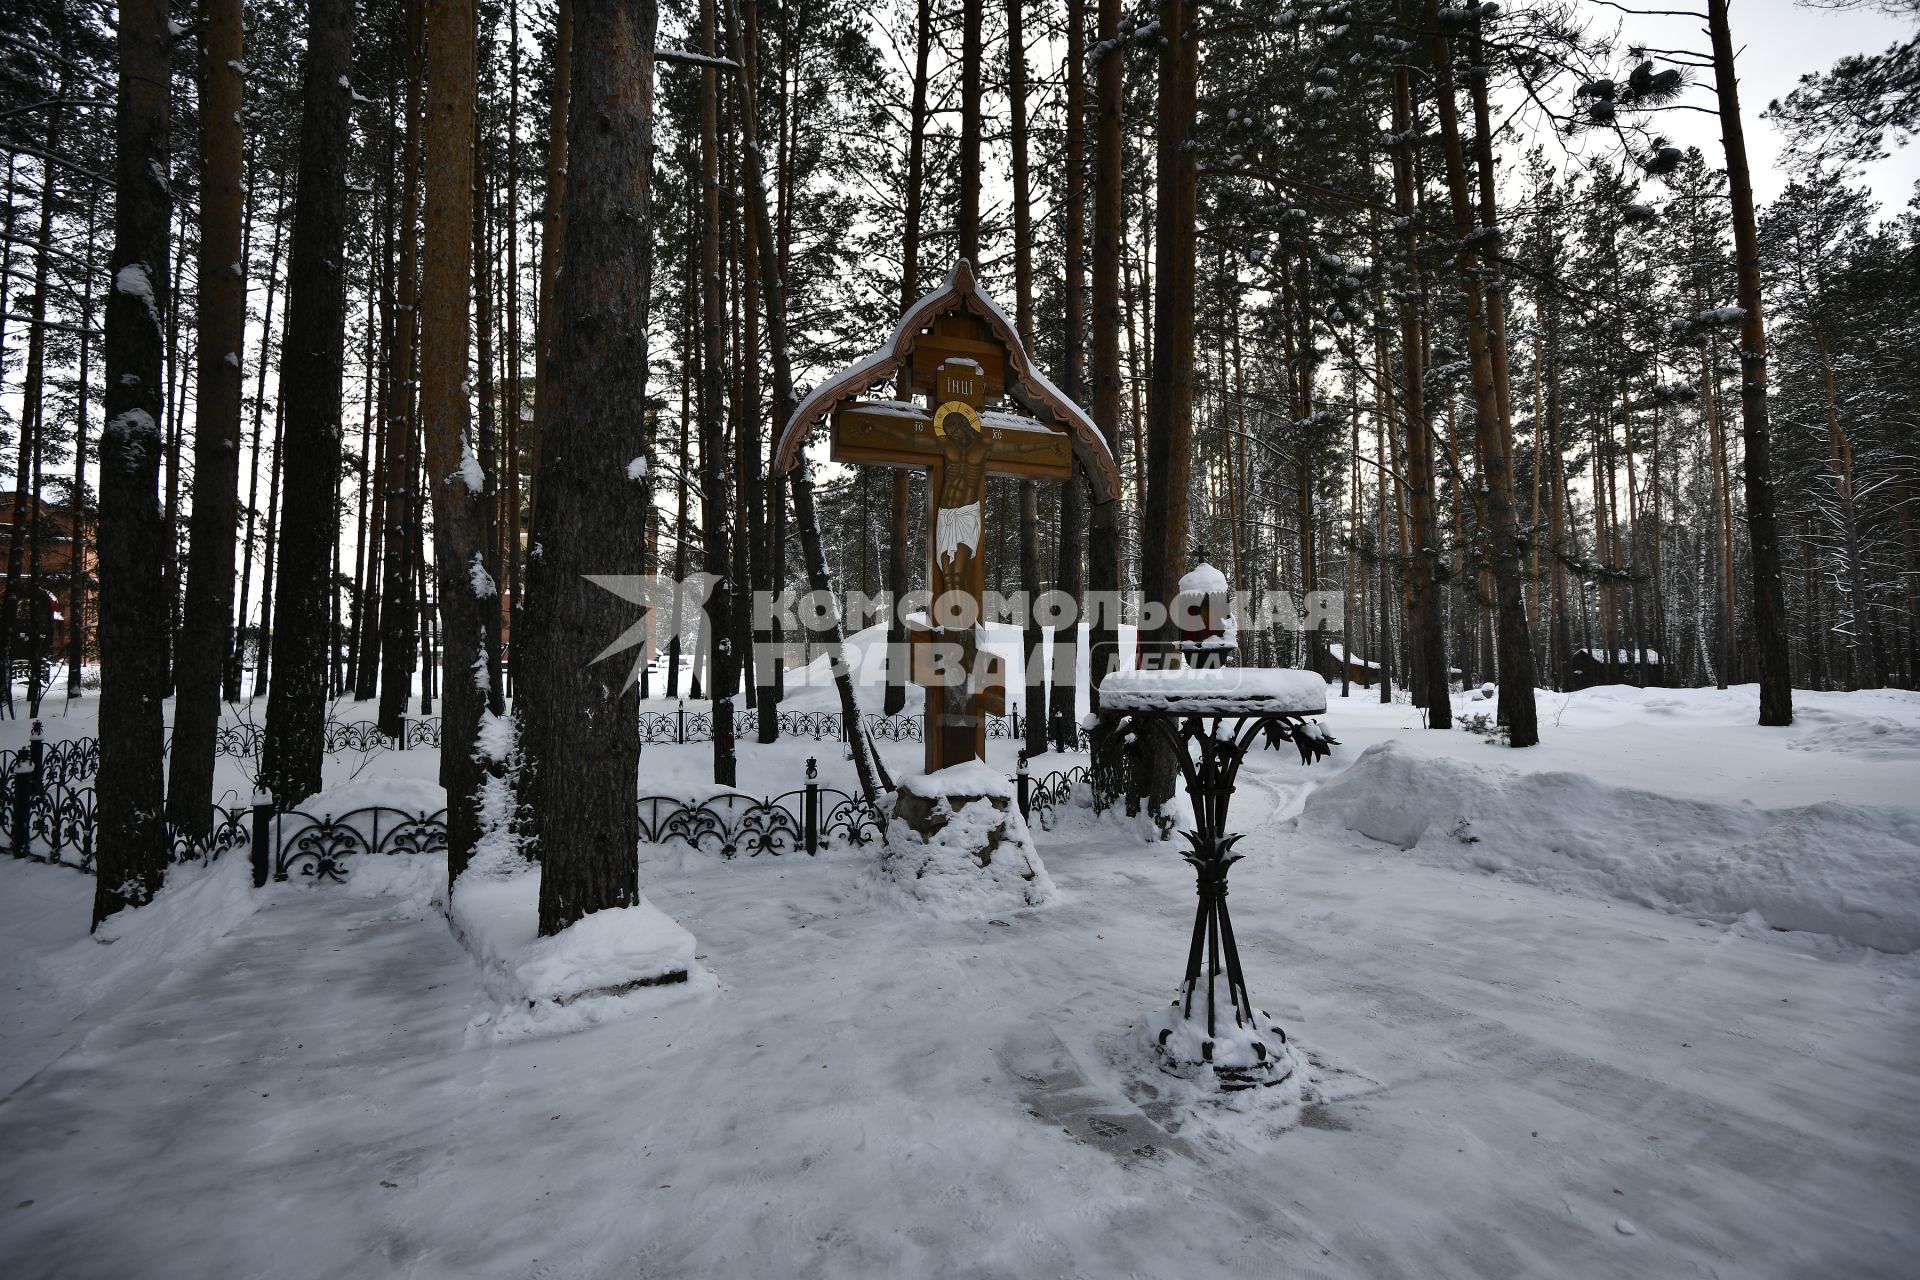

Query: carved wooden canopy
[774,259,1122,502]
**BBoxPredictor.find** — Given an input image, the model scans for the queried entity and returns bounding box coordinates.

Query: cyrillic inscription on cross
[833,356,1072,771]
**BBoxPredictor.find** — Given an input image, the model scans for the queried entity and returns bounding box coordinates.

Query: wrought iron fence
[0,706,1093,781]
[629,703,1090,750]
[0,711,1109,881]
[1017,760,1096,831]
[0,734,101,786]
[270,806,451,882]
[634,763,886,858]
[0,717,445,786]
[5,756,889,884]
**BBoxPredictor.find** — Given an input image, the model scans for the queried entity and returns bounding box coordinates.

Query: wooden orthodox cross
[776,261,1121,774]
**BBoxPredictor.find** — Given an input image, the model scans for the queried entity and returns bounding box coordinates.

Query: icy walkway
[1,758,1917,1278]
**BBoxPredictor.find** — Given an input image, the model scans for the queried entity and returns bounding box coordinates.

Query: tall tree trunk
[252,393,285,698]
[378,0,427,735]
[472,93,507,717]
[1144,0,1197,682]
[418,0,492,888]
[1050,0,1088,749]
[1546,297,1571,691]
[1707,0,1791,726]
[230,199,284,701]
[261,0,359,807]
[1128,0,1190,809]
[698,0,736,786]
[885,0,933,720]
[959,0,982,262]
[1814,330,1872,688]
[742,0,776,742]
[94,0,173,927]
[169,0,247,832]
[1006,0,1046,757]
[69,191,101,697]
[1390,60,1449,727]
[528,0,572,533]
[504,0,526,697]
[346,265,376,698]
[1430,5,1534,744]
[1087,0,1124,707]
[354,171,390,702]
[525,0,657,934]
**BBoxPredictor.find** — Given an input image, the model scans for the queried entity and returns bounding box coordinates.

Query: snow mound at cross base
[1297,741,1920,954]
[875,774,1058,919]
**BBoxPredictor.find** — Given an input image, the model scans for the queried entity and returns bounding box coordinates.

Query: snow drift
[451,839,705,1041]
[875,766,1059,917]
[1297,740,1920,953]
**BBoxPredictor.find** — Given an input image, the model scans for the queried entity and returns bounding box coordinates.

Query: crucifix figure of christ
[834,358,1071,770]
[774,260,1122,776]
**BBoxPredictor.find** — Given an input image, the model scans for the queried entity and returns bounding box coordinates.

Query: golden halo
[932,400,981,439]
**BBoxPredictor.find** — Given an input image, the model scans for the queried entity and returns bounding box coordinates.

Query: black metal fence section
[5,756,893,883]
[634,760,886,857]
[641,705,1086,750]
[0,718,446,783]
[0,707,1094,778]
[1016,757,1097,831]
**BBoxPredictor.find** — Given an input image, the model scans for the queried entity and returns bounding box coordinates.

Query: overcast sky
[1601,0,1918,213]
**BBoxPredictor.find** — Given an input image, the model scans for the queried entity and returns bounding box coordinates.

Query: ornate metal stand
[1107,708,1329,1087]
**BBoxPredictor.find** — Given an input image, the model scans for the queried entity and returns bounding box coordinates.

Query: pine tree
[168,0,247,833]
[261,0,359,807]
[93,0,173,927]
[524,0,657,935]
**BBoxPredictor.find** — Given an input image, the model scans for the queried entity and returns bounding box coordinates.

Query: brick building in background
[0,496,96,663]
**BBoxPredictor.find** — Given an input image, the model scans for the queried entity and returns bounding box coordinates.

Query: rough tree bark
[698,0,737,786]
[1087,0,1124,706]
[421,0,494,888]
[1050,0,1088,750]
[1430,7,1536,745]
[1138,0,1197,805]
[1008,0,1047,758]
[885,0,934,720]
[1143,0,1196,634]
[524,0,656,934]
[169,0,248,833]
[743,0,776,743]
[959,0,982,263]
[94,0,173,927]
[1707,0,1792,726]
[1390,59,1450,728]
[261,0,359,807]
[378,0,427,735]
[514,0,573,838]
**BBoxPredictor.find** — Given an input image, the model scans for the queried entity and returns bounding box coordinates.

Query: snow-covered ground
[1,680,1916,1278]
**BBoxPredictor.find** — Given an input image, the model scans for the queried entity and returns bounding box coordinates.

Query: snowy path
[3,759,1916,1280]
